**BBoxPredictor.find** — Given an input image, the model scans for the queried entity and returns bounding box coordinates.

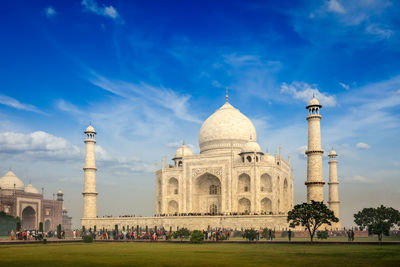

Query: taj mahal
[81,95,341,231]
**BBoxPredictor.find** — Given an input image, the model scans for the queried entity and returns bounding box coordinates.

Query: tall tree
[287,201,339,242]
[354,205,400,241]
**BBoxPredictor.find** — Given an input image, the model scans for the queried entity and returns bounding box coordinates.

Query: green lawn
[0,242,399,266]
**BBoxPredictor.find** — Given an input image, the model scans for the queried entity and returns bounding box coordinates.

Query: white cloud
[339,82,350,90]
[356,142,371,150]
[0,94,44,114]
[326,0,346,14]
[280,82,337,107]
[44,6,56,18]
[0,131,81,159]
[81,0,122,21]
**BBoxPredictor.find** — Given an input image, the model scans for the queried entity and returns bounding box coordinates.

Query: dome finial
[225,87,229,102]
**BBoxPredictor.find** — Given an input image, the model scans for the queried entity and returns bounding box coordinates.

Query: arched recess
[194,173,221,213]
[168,177,179,195]
[238,173,251,193]
[261,197,272,213]
[238,198,251,213]
[44,219,51,232]
[283,178,289,212]
[22,206,36,229]
[210,203,218,214]
[260,173,272,192]
[168,200,178,214]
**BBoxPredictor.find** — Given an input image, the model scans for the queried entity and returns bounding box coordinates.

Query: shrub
[83,234,94,243]
[262,228,269,239]
[232,230,243,238]
[317,230,329,240]
[190,230,204,243]
[244,229,257,242]
[174,228,190,241]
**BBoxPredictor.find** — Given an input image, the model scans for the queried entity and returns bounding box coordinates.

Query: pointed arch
[238,198,251,213]
[238,173,251,193]
[168,200,178,214]
[260,173,272,192]
[168,177,179,195]
[261,197,272,213]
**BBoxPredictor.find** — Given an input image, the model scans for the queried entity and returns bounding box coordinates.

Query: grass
[0,242,399,266]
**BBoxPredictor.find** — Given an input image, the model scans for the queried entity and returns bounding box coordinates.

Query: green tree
[261,228,269,239]
[57,224,62,239]
[287,201,338,242]
[190,230,204,243]
[174,227,190,242]
[354,205,400,242]
[243,229,258,242]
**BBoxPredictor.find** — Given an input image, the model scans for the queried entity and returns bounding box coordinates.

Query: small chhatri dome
[0,170,25,190]
[24,183,39,194]
[85,125,96,133]
[306,95,322,108]
[308,97,319,106]
[329,149,338,157]
[174,145,193,159]
[57,189,63,195]
[241,141,262,153]
[199,101,257,154]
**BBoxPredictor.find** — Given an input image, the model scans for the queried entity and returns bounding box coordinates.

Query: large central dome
[199,101,257,154]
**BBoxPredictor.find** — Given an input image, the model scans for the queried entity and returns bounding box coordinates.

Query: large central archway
[22,206,36,230]
[193,173,221,213]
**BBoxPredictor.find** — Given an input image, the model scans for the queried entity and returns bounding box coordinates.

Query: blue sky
[0,0,399,228]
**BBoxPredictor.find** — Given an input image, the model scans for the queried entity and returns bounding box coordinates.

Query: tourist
[351,230,355,242]
[347,230,351,241]
[288,229,292,242]
[10,230,15,240]
[268,229,272,241]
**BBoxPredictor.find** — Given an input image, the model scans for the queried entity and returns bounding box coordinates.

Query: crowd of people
[10,229,66,240]
[154,211,285,217]
[99,212,287,218]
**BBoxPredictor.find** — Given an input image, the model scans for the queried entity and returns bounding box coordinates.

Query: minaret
[82,125,98,219]
[328,149,341,229]
[305,96,325,202]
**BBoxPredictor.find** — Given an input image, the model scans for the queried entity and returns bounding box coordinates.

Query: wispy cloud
[55,99,84,116]
[352,175,372,183]
[280,82,336,107]
[365,23,393,40]
[81,0,122,22]
[356,142,371,150]
[0,94,45,114]
[294,0,395,43]
[44,6,56,18]
[325,0,346,14]
[88,73,201,123]
[339,82,350,90]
